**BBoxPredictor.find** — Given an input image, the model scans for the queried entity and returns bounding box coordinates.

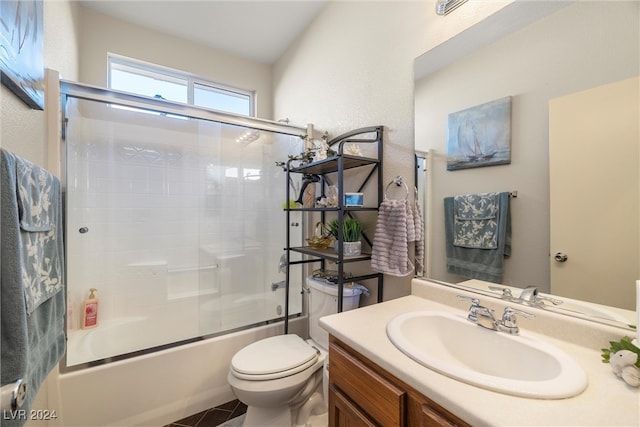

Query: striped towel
[372,199,415,277]
[413,199,425,275]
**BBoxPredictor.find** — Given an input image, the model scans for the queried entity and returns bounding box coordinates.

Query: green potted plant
[328,217,363,256]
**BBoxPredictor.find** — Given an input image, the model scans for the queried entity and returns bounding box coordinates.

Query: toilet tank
[307,276,363,350]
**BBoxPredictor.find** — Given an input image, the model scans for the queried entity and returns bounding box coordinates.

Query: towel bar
[1,379,27,411]
[385,176,409,200]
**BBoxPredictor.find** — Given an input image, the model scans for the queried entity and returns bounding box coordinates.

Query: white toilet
[228,277,363,427]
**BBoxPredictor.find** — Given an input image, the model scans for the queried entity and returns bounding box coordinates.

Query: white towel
[372,199,415,277]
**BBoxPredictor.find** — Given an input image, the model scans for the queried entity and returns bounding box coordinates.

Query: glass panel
[110,62,188,103]
[64,97,303,367]
[194,83,252,116]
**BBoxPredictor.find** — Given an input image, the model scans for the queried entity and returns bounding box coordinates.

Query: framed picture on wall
[446,96,511,171]
[0,0,45,110]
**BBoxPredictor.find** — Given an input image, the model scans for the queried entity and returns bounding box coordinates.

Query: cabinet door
[329,385,377,427]
[329,342,405,426]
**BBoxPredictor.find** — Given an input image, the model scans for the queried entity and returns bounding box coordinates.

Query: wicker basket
[306,222,333,249]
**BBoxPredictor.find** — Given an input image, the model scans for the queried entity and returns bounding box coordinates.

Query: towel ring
[384,176,409,200]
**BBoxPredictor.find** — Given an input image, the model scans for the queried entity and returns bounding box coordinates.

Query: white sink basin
[386,311,588,399]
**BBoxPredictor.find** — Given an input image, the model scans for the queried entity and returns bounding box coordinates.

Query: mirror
[413,2,638,330]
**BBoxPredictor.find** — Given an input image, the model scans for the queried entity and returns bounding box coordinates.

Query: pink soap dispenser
[81,288,99,329]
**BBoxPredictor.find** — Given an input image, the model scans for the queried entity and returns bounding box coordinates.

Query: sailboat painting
[446,96,511,171]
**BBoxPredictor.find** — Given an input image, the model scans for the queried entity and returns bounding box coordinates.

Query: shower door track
[60,80,306,137]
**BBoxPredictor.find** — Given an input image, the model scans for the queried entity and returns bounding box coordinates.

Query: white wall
[76,6,274,120]
[272,1,431,301]
[415,2,640,290]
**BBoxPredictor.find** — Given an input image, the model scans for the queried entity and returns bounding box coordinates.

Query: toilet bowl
[228,277,363,427]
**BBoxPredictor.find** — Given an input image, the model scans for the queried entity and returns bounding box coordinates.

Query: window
[108,54,254,116]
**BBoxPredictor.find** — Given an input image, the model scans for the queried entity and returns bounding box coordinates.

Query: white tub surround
[55,318,305,427]
[320,279,639,426]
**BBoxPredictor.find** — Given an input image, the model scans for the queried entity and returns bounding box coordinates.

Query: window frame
[107,53,255,117]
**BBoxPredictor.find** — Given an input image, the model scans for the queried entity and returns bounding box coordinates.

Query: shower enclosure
[61,82,305,368]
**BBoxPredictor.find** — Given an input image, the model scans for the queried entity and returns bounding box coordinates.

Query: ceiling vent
[436,0,468,16]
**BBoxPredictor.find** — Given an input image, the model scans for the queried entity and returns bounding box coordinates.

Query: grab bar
[167,264,219,274]
[1,379,27,411]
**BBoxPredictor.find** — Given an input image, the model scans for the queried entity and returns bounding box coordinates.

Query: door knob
[554,252,568,262]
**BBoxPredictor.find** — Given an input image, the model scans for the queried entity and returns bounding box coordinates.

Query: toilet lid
[231,335,319,377]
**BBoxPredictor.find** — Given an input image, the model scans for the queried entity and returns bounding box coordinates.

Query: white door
[549,77,639,310]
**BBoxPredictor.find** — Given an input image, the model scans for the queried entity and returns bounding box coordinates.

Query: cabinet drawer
[330,342,406,426]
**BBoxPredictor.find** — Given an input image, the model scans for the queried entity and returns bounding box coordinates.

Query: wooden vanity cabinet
[328,336,470,427]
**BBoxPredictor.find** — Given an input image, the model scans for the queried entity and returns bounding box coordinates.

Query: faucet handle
[535,294,563,306]
[457,295,480,306]
[499,306,535,334]
[457,295,494,325]
[488,286,515,301]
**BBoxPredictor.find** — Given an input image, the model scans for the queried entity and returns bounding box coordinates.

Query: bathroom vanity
[320,279,639,426]
[329,336,468,426]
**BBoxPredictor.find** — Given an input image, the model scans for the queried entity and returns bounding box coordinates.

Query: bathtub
[55,288,304,426]
[54,316,305,426]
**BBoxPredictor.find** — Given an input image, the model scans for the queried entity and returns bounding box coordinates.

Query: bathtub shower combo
[61,82,306,368]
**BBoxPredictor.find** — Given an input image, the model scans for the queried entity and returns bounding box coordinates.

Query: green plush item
[601,336,640,368]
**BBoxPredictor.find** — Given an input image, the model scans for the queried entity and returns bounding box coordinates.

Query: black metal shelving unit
[284,126,384,333]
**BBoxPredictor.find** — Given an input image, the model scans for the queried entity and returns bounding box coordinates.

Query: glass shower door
[64,94,303,368]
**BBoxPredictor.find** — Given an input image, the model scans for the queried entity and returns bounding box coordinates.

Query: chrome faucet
[518,286,539,304]
[271,280,286,291]
[517,286,563,308]
[458,296,535,335]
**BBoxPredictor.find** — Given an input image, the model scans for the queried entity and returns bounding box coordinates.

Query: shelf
[283,126,384,327]
[290,246,372,263]
[290,154,379,175]
[284,206,379,212]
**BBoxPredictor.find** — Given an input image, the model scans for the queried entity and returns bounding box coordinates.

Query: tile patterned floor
[164,399,247,427]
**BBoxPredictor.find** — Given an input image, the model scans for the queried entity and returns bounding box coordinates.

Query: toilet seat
[231,335,320,381]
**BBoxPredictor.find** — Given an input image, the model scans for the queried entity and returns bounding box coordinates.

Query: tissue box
[344,192,364,207]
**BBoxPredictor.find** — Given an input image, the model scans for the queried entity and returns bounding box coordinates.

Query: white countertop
[319,279,639,426]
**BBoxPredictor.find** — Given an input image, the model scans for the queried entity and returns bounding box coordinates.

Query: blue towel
[453,192,499,249]
[14,155,64,314]
[444,192,511,283]
[1,149,66,426]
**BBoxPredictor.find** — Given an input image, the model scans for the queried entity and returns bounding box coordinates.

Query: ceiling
[78,1,327,64]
